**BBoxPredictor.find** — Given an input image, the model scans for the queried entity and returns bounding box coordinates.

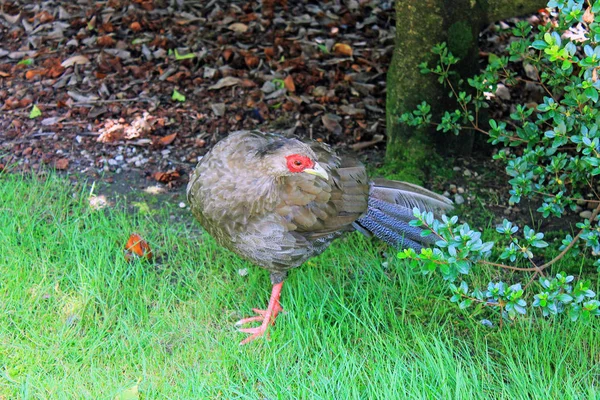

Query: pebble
[107,159,118,166]
[179,202,186,208]
[115,155,124,162]
[443,191,451,197]
[463,169,472,177]
[453,166,461,172]
[580,210,593,219]
[449,184,457,193]
[454,194,465,205]
[576,198,587,206]
[495,84,511,100]
[457,187,465,194]
[574,205,583,213]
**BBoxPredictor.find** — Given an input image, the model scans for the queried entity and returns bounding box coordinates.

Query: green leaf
[29,105,42,119]
[584,87,599,103]
[171,89,186,102]
[17,58,33,66]
[174,49,196,60]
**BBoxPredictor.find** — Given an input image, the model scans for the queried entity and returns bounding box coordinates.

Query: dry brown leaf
[284,75,296,92]
[55,158,69,170]
[152,170,180,183]
[333,43,353,57]
[130,22,142,32]
[25,69,46,80]
[61,55,90,68]
[208,77,241,90]
[158,133,177,146]
[0,71,10,78]
[97,35,116,47]
[245,55,259,69]
[228,23,249,33]
[322,113,342,135]
[584,7,594,24]
[124,233,153,262]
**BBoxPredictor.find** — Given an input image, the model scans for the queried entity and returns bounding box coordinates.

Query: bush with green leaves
[399,0,600,324]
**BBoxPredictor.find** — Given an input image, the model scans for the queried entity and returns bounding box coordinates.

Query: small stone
[261,81,276,94]
[211,103,226,116]
[179,202,186,208]
[454,194,465,205]
[238,268,248,277]
[449,184,457,193]
[115,154,124,161]
[580,210,593,219]
[453,166,461,172]
[577,198,587,206]
[495,84,511,100]
[443,191,451,197]
[107,159,118,166]
[457,187,465,194]
[573,206,583,213]
[463,169,472,177]
[312,86,328,97]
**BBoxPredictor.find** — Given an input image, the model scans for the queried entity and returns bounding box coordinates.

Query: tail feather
[355,179,452,250]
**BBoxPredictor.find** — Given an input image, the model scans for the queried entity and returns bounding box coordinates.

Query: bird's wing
[276,143,369,240]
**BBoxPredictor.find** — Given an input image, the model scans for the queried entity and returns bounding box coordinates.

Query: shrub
[399,0,600,323]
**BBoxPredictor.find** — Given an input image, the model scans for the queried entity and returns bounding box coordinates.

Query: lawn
[0,173,598,399]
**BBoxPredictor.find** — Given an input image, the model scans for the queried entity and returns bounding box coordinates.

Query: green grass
[0,173,599,399]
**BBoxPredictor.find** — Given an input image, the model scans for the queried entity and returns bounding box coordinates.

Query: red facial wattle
[285,154,314,173]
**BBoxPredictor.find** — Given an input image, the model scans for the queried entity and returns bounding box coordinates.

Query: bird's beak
[303,162,329,180]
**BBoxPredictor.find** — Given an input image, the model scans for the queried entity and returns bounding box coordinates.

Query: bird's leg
[235,281,284,345]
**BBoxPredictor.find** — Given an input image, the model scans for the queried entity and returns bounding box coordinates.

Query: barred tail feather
[354,180,453,250]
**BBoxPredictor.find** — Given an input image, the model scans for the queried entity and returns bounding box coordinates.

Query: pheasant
[187,130,452,344]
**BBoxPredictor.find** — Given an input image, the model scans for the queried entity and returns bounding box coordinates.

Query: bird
[187,130,452,344]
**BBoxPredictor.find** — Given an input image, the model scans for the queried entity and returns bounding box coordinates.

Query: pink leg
[235,282,284,345]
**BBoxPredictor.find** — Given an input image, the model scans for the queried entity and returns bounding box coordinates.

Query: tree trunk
[385,0,547,176]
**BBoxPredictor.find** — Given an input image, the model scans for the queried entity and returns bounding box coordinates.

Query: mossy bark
[386,0,546,170]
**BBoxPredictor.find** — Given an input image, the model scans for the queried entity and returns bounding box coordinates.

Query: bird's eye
[294,160,302,166]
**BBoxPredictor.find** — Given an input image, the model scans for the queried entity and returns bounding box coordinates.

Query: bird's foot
[235,282,284,345]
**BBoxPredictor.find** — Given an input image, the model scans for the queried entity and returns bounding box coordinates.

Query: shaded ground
[0,0,392,189]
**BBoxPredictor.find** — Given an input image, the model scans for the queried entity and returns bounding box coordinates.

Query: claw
[236,282,284,345]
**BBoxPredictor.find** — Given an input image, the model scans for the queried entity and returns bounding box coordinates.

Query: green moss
[447,21,475,59]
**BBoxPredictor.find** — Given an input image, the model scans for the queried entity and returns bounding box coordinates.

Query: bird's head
[256,139,329,181]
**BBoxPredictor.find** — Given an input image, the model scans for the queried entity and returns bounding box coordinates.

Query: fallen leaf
[0,71,10,77]
[25,69,46,80]
[89,195,109,210]
[124,234,153,262]
[152,170,180,184]
[222,48,233,62]
[584,7,594,24]
[61,55,90,68]
[333,43,353,57]
[208,76,241,90]
[284,75,296,92]
[228,23,248,33]
[29,104,42,119]
[172,89,186,102]
[130,22,142,32]
[322,113,342,135]
[55,158,69,170]
[158,133,177,146]
[245,55,259,69]
[97,35,116,47]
